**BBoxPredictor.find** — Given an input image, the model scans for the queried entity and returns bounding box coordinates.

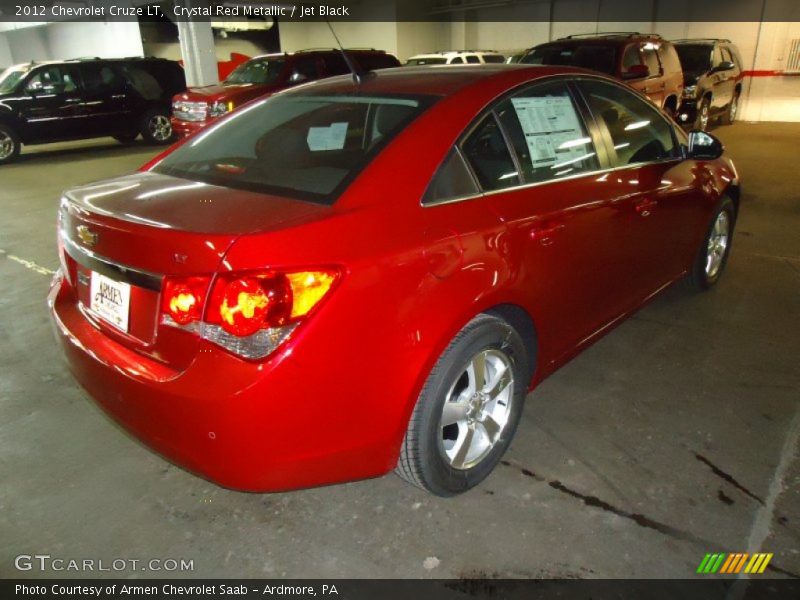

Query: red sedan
[49,65,739,495]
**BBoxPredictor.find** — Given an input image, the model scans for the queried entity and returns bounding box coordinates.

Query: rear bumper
[48,272,398,492]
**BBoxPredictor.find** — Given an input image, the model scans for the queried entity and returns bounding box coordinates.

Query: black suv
[673,39,744,130]
[0,57,186,164]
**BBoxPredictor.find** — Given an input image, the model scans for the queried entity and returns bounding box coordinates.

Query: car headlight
[682,85,697,99]
[208,100,232,117]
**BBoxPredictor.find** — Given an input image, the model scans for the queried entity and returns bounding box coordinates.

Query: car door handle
[635,198,658,217]
[529,222,565,244]
[64,98,82,104]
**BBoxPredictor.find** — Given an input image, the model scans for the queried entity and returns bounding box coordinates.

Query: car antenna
[325,20,364,85]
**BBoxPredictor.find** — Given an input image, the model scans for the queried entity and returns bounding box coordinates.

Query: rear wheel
[689,197,736,290]
[396,313,529,496]
[0,124,21,165]
[140,109,173,144]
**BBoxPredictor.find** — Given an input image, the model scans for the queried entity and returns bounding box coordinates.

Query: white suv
[405,51,506,66]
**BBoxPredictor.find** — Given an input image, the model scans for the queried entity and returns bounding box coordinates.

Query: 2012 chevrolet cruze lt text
[49,65,739,496]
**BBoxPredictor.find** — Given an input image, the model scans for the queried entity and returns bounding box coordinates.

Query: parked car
[171,49,401,137]
[405,51,506,66]
[520,33,683,115]
[0,57,185,164]
[673,39,744,130]
[50,65,739,496]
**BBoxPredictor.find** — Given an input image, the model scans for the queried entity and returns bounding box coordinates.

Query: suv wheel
[0,124,21,164]
[697,97,711,131]
[396,313,529,496]
[689,197,736,290]
[724,91,740,125]
[140,109,173,145]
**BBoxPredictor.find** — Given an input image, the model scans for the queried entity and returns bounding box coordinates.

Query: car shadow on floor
[16,139,165,166]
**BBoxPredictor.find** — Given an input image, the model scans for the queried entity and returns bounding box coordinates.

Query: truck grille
[173,101,208,122]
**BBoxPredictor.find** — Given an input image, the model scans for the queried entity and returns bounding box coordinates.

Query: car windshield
[0,66,29,94]
[153,92,435,204]
[522,44,618,75]
[225,58,286,85]
[676,44,713,72]
[406,58,447,66]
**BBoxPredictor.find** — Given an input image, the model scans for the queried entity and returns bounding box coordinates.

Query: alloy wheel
[439,348,514,470]
[729,95,738,122]
[699,102,710,131]
[0,130,14,160]
[706,211,730,279]
[148,114,172,142]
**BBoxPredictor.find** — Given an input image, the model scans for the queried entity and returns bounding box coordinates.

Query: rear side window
[622,45,642,69]
[153,93,433,204]
[579,79,679,165]
[461,114,520,190]
[322,53,349,76]
[80,64,126,95]
[290,57,320,82]
[482,55,506,64]
[465,55,481,64]
[423,149,479,204]
[658,44,682,74]
[119,64,164,100]
[450,56,464,64]
[496,81,599,183]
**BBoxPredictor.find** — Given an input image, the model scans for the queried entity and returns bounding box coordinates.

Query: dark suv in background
[171,49,401,137]
[0,57,185,164]
[520,33,684,116]
[673,39,744,130]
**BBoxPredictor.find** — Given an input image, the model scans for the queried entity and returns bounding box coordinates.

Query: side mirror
[622,64,649,80]
[688,130,724,160]
[289,72,308,84]
[713,60,735,73]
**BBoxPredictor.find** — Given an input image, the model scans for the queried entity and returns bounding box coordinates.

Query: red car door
[457,80,638,364]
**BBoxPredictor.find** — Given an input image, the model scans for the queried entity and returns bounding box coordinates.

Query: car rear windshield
[675,44,713,72]
[522,44,618,75]
[0,66,28,94]
[406,57,447,66]
[225,58,286,85]
[153,93,435,204]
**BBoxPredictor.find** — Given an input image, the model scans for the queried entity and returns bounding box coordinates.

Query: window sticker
[306,122,348,151]
[511,96,593,169]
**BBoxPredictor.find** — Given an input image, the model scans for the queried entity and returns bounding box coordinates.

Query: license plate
[89,271,131,332]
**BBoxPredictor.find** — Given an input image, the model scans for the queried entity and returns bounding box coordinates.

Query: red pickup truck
[171,48,401,137]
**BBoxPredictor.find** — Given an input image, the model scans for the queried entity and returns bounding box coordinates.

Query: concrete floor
[1,123,798,580]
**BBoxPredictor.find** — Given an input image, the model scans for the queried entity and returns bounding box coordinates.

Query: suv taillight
[161,269,338,359]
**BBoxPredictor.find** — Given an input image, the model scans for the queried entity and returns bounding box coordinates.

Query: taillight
[161,269,338,359]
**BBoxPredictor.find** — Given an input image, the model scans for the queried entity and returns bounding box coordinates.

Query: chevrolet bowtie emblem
[76,225,98,247]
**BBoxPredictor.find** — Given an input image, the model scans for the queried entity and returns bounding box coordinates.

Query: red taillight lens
[215,275,291,336]
[162,277,209,325]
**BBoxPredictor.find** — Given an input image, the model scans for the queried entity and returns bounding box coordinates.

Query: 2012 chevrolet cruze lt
[49,65,739,496]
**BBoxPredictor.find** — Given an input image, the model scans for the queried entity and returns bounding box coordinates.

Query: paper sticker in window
[307,122,348,151]
[511,96,593,169]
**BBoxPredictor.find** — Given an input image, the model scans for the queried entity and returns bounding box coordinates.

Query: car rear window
[522,44,618,75]
[226,58,286,84]
[153,93,435,204]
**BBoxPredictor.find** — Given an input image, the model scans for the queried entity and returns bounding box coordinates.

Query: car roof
[540,34,662,47]
[410,50,502,58]
[251,49,389,60]
[285,64,590,97]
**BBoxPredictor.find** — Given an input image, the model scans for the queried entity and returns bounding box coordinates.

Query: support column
[176,14,218,87]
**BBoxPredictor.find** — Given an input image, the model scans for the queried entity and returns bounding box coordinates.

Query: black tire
[696,96,711,131]
[723,91,740,125]
[139,108,173,145]
[689,197,736,290]
[113,132,139,144]
[396,313,530,496]
[0,123,21,165]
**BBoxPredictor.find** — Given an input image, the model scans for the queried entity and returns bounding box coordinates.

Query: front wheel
[140,109,173,144]
[0,123,21,164]
[396,314,529,496]
[723,91,740,125]
[696,97,711,131]
[689,197,736,290]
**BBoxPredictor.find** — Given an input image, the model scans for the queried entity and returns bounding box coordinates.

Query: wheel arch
[485,303,539,383]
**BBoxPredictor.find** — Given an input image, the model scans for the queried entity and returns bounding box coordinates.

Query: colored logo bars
[697,553,773,574]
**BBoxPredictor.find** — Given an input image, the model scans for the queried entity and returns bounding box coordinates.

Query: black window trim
[421,74,686,208]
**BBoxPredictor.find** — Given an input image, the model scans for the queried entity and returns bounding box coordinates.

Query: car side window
[80,64,125,95]
[25,66,79,94]
[465,55,481,64]
[622,45,642,69]
[322,53,349,76]
[579,79,680,166]
[461,114,520,190]
[450,56,464,64]
[712,45,724,67]
[422,148,480,204]
[291,57,320,82]
[643,47,662,77]
[496,81,599,183]
[721,47,733,64]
